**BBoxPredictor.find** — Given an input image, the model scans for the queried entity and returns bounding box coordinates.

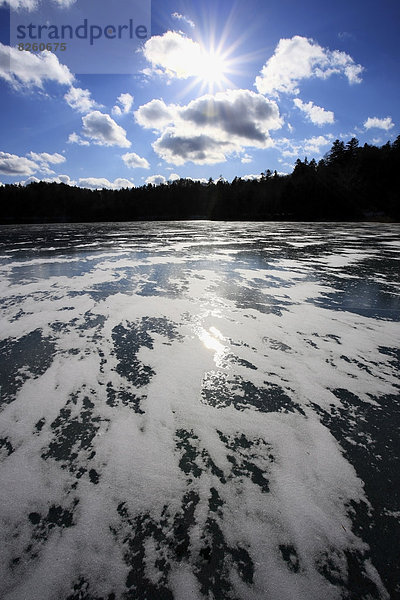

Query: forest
[1,136,399,223]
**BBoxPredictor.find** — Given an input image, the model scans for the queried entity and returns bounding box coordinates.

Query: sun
[194,48,229,92]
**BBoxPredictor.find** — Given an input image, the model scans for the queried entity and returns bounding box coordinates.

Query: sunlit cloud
[293,98,335,125]
[122,152,150,169]
[0,150,67,176]
[78,177,134,190]
[81,111,131,147]
[0,151,37,175]
[67,132,90,146]
[255,35,363,96]
[142,30,237,93]
[26,151,66,174]
[0,43,74,90]
[64,86,99,114]
[171,12,195,29]
[277,134,334,158]
[112,93,134,116]
[0,0,38,10]
[136,89,283,165]
[364,116,394,131]
[145,174,166,185]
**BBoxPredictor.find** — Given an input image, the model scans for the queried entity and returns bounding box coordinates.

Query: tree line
[1,136,399,223]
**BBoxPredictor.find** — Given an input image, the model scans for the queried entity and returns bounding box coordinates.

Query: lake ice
[0,221,399,600]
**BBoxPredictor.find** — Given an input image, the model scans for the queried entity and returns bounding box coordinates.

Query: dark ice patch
[42,390,106,476]
[0,329,55,407]
[175,429,226,483]
[113,492,253,600]
[313,388,400,599]
[196,515,254,598]
[114,504,174,600]
[106,382,144,414]
[315,548,383,599]
[173,490,200,560]
[218,431,273,493]
[280,544,300,573]
[112,317,182,388]
[309,276,400,321]
[0,436,14,458]
[15,500,79,566]
[201,371,304,414]
[66,577,115,600]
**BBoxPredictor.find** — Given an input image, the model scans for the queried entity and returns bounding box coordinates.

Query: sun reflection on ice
[195,324,230,367]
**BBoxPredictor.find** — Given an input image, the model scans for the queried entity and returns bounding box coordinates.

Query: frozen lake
[0,221,399,600]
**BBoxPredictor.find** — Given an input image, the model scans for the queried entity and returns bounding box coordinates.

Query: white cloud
[241,173,263,181]
[122,152,150,169]
[364,116,394,131]
[18,174,76,186]
[26,151,66,174]
[64,86,98,113]
[112,93,134,116]
[277,134,334,158]
[0,43,74,89]
[135,99,177,130]
[153,131,234,166]
[293,98,334,125]
[67,132,90,146]
[136,89,283,165]
[168,173,180,181]
[78,177,134,190]
[255,35,363,96]
[27,151,65,165]
[0,0,38,10]
[81,111,131,147]
[51,0,77,7]
[241,153,252,164]
[0,151,38,175]
[145,174,166,185]
[143,31,208,79]
[171,12,195,28]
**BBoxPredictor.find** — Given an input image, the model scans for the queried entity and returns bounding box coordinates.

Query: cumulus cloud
[0,43,74,89]
[0,0,38,10]
[64,86,98,114]
[112,93,134,116]
[2,0,77,7]
[293,98,334,125]
[255,35,363,96]
[171,12,195,28]
[67,132,90,146]
[122,152,150,169]
[0,151,38,175]
[143,31,207,79]
[81,111,131,147]
[364,116,394,131]
[241,154,252,164]
[153,131,233,166]
[135,99,176,130]
[278,134,334,158]
[78,177,134,190]
[145,174,166,185]
[18,174,76,186]
[241,173,263,181]
[136,89,283,165]
[27,151,65,165]
[0,150,68,176]
[26,151,66,174]
[180,90,282,143]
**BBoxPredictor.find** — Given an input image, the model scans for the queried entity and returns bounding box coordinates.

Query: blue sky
[0,0,399,189]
